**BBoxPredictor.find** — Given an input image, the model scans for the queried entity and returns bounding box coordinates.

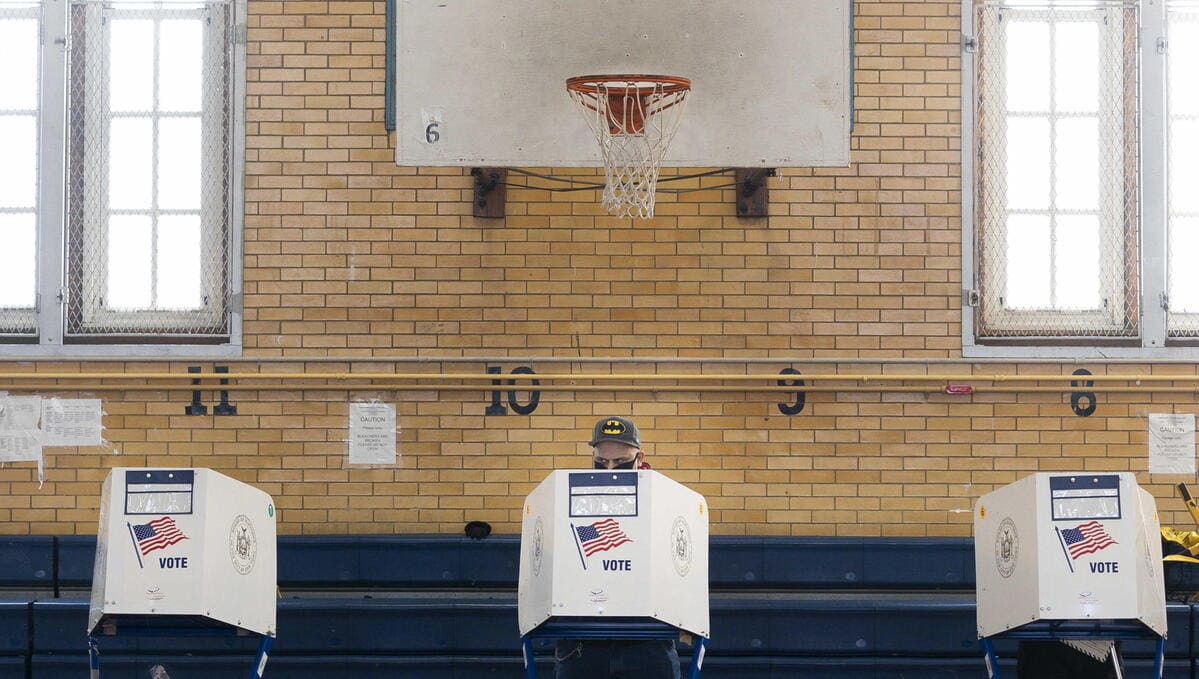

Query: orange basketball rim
[566,75,691,135]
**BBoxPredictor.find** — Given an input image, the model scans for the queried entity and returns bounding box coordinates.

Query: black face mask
[595,459,638,470]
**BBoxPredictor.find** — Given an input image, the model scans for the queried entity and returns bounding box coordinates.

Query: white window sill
[962,343,1199,359]
[0,343,242,359]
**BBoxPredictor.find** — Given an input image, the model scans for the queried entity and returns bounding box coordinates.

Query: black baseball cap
[589,416,641,448]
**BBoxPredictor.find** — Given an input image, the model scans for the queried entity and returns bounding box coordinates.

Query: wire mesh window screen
[66,0,231,338]
[974,0,1140,339]
[0,2,41,335]
[1167,2,1199,337]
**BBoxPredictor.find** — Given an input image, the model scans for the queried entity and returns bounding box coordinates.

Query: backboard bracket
[735,168,776,218]
[471,168,508,219]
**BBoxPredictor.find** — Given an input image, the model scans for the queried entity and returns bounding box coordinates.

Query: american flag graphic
[131,517,188,556]
[575,519,632,556]
[1060,521,1117,560]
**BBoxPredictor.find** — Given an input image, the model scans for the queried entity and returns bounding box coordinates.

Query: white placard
[1149,413,1197,474]
[42,398,103,447]
[348,402,397,465]
[0,395,42,463]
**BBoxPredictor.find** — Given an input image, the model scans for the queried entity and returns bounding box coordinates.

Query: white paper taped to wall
[0,395,42,462]
[1149,413,1197,474]
[0,395,45,484]
[42,398,104,447]
[348,401,397,465]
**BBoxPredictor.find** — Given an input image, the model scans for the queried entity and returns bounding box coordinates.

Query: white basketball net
[567,77,690,219]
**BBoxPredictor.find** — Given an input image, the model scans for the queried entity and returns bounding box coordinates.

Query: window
[964,0,1198,354]
[1168,2,1199,336]
[0,2,40,335]
[0,0,242,352]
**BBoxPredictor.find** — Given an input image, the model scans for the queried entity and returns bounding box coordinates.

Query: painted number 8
[425,123,440,143]
[1070,368,1097,417]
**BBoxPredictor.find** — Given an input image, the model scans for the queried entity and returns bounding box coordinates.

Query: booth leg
[248,635,273,679]
[88,636,100,679]
[687,636,707,679]
[1153,637,1165,679]
[522,636,538,679]
[980,638,1001,679]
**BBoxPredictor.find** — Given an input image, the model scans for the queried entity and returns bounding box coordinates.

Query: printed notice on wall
[1149,413,1197,475]
[0,395,42,463]
[42,398,103,447]
[348,402,397,465]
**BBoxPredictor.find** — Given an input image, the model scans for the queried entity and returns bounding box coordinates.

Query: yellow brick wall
[1,0,1194,538]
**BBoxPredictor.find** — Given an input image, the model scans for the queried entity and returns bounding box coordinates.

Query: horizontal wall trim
[5,354,1199,365]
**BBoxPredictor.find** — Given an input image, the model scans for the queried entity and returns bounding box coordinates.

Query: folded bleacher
[1,535,1195,678]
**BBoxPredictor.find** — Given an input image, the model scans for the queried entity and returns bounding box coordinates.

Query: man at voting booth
[554,416,680,679]
[590,416,651,471]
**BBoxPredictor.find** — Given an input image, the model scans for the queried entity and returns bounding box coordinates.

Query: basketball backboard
[393,0,852,168]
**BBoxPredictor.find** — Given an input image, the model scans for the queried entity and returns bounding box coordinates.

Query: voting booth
[518,469,709,678]
[88,468,277,678]
[974,472,1167,678]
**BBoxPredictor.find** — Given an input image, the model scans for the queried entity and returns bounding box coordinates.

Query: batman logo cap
[589,416,641,448]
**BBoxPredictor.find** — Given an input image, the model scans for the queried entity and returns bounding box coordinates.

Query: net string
[567,79,689,218]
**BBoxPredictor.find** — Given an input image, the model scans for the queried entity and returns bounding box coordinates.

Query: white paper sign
[348,402,396,465]
[42,398,103,447]
[0,395,43,463]
[1149,413,1197,474]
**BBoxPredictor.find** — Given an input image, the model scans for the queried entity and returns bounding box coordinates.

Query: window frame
[4,0,244,357]
[961,0,1186,357]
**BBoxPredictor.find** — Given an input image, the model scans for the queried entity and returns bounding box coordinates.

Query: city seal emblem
[229,514,257,575]
[531,517,545,577]
[995,517,1018,578]
[671,516,692,577]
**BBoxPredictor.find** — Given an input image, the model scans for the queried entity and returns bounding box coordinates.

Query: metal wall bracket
[735,168,776,218]
[471,168,507,219]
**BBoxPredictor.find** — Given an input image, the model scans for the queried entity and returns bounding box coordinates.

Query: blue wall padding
[273,597,517,654]
[0,537,52,587]
[25,654,1195,679]
[54,536,96,588]
[280,536,522,588]
[32,594,1190,659]
[0,602,28,654]
[31,655,555,679]
[50,536,979,590]
[33,600,260,654]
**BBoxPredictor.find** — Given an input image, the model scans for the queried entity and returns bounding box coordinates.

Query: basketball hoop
[566,75,691,219]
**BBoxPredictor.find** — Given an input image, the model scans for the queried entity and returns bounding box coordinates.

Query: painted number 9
[425,122,440,144]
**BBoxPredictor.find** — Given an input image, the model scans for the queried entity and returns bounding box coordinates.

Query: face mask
[594,458,638,470]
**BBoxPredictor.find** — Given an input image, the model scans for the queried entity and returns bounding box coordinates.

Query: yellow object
[1179,483,1199,529]
[1162,526,1199,564]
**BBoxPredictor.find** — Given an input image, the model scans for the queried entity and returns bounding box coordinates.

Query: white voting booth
[974,472,1166,678]
[518,469,709,678]
[88,468,277,677]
